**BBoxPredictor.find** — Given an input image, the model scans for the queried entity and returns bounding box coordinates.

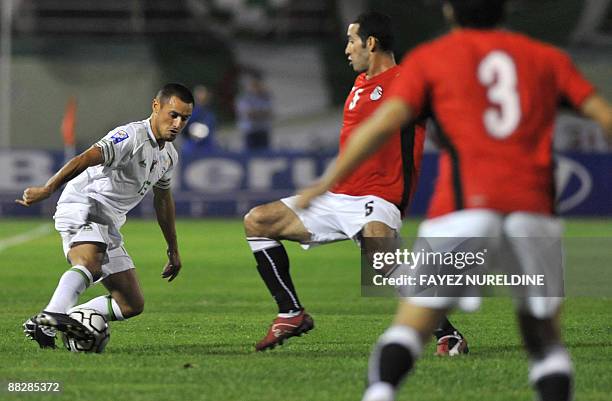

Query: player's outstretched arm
[581,94,612,138]
[295,98,412,209]
[15,146,104,207]
[153,186,181,282]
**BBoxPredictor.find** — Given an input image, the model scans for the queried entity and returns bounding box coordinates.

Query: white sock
[45,265,93,313]
[362,382,395,401]
[529,345,573,384]
[70,295,125,321]
[278,311,301,318]
[246,237,281,252]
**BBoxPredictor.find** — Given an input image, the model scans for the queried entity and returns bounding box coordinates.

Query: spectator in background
[181,85,217,159]
[235,73,273,150]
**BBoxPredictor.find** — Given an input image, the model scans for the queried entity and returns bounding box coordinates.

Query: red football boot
[435,331,469,356]
[255,311,314,351]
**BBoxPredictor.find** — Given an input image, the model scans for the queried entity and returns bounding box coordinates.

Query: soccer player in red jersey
[243,12,469,352]
[296,1,612,400]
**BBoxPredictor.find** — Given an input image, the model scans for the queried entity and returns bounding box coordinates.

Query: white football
[61,308,110,353]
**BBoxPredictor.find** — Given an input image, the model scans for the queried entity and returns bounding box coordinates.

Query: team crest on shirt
[111,130,129,144]
[370,86,383,101]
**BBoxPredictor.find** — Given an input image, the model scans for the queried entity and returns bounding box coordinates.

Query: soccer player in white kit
[17,83,193,348]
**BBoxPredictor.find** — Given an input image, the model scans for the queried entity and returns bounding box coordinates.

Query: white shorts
[281,192,402,249]
[405,209,563,318]
[54,203,134,281]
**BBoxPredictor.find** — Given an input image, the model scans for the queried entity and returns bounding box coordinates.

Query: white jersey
[56,118,177,229]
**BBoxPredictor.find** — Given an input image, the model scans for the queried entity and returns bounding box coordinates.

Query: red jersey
[332,65,425,214]
[388,29,595,218]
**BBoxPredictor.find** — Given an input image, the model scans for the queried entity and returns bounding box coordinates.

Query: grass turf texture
[0,218,610,401]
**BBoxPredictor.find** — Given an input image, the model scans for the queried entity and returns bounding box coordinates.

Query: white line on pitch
[0,224,52,253]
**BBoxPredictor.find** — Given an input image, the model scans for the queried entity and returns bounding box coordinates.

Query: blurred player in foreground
[17,83,193,348]
[296,1,612,400]
[244,12,467,354]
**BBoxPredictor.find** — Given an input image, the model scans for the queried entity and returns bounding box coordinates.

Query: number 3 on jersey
[478,51,521,139]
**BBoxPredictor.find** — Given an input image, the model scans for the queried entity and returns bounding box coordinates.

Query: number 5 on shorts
[365,201,374,217]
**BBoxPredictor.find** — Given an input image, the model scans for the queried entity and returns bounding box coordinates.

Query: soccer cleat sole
[23,319,57,349]
[33,312,93,342]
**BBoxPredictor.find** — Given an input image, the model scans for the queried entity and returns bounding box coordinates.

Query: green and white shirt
[57,118,177,228]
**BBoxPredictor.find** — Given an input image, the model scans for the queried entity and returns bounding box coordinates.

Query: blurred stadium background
[1,2,611,400]
[0,0,610,218]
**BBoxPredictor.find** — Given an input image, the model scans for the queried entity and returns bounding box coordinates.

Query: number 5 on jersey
[349,88,365,110]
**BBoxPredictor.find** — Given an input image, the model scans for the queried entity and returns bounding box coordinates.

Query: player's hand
[294,181,329,209]
[15,186,52,207]
[161,249,182,282]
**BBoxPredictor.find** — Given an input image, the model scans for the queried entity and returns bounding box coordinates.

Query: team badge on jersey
[111,130,129,144]
[370,86,383,101]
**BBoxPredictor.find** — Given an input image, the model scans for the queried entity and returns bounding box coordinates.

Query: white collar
[145,118,159,148]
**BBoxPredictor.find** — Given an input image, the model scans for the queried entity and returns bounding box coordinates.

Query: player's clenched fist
[15,186,52,207]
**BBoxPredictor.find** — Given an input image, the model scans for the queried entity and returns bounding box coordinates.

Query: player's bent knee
[244,206,279,238]
[121,299,144,319]
[243,210,258,236]
[70,261,103,282]
[244,207,263,234]
[68,246,105,280]
[362,221,396,238]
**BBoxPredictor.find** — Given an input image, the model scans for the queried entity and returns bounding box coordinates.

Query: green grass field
[1,218,611,401]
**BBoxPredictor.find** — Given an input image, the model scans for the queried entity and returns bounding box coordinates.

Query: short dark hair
[156,83,194,105]
[447,0,506,28]
[353,11,394,53]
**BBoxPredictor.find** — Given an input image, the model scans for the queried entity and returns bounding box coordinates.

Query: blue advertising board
[0,150,610,217]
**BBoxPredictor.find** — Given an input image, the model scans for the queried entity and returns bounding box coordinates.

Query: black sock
[433,316,460,340]
[535,374,572,401]
[368,326,422,392]
[375,343,415,387]
[254,245,302,314]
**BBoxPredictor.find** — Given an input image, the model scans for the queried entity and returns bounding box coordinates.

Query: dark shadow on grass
[35,337,610,359]
[109,342,366,358]
[110,343,251,356]
[457,339,612,357]
[459,344,521,356]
